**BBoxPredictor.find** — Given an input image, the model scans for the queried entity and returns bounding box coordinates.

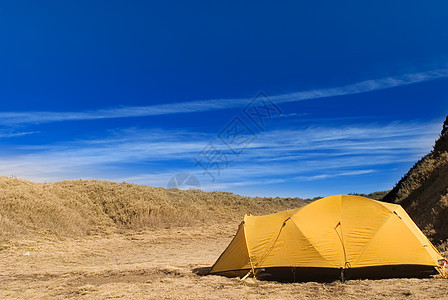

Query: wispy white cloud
[0,67,447,125]
[293,169,376,181]
[0,130,38,138]
[272,67,448,104]
[0,120,440,191]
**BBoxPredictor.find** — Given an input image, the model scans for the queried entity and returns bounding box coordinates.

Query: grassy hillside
[0,177,311,241]
[383,115,448,247]
[349,191,390,200]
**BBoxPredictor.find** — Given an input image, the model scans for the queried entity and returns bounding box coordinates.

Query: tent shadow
[257,265,439,283]
[191,266,340,283]
[191,265,439,283]
[192,266,211,276]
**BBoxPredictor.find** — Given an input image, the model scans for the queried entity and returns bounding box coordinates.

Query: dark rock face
[442,115,448,136]
[382,115,448,244]
[434,115,448,155]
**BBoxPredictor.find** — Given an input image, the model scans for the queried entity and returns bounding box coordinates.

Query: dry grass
[349,191,390,200]
[0,176,310,242]
[383,152,448,205]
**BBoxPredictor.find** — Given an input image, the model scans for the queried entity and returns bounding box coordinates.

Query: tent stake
[241,270,252,281]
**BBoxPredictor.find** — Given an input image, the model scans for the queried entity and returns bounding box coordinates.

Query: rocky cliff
[383,116,448,245]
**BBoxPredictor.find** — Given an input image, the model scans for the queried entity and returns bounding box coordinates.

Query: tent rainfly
[210,195,446,281]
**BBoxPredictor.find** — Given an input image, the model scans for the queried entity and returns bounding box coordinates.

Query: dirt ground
[1,225,448,299]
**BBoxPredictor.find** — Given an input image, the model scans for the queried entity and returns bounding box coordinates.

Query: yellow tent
[210,195,445,281]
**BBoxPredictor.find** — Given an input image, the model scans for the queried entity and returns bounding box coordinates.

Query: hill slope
[0,177,311,241]
[383,115,448,245]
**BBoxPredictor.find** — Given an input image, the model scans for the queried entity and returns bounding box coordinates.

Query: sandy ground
[1,225,448,299]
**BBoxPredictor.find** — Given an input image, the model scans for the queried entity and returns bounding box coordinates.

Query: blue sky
[0,1,448,198]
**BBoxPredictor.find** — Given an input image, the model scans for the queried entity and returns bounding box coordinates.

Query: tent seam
[253,210,300,268]
[350,212,395,266]
[256,217,290,267]
[289,218,337,267]
[242,218,256,277]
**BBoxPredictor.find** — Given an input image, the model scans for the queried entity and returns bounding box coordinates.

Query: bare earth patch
[1,225,447,299]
